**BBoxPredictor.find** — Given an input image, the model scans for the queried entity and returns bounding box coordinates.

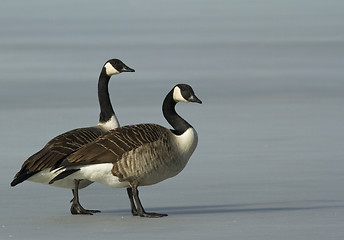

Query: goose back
[58,124,192,186]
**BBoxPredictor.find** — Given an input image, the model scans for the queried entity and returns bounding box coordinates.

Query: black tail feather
[10,171,39,187]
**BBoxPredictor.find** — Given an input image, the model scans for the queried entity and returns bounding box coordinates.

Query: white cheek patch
[173,86,188,102]
[104,62,120,76]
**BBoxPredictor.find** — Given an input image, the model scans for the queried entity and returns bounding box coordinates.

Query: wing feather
[11,126,106,186]
[62,124,168,167]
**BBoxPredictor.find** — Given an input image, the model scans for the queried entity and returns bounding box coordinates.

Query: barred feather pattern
[63,124,185,186]
[11,126,107,186]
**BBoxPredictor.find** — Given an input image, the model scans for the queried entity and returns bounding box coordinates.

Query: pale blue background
[1,0,344,239]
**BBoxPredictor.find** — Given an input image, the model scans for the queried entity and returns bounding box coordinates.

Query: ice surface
[1,0,344,239]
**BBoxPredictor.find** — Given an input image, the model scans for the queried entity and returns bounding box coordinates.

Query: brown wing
[62,124,168,167]
[10,126,106,186]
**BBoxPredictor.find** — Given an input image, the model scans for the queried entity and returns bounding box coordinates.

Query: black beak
[189,95,202,104]
[122,65,135,72]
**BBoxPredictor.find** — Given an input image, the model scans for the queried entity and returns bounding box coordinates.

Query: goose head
[104,59,135,76]
[172,84,202,104]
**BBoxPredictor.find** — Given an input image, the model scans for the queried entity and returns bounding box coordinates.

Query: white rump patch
[28,168,92,189]
[104,62,120,76]
[173,86,188,103]
[98,115,120,130]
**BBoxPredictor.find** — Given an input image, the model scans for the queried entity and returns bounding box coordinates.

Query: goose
[49,84,202,217]
[10,59,135,215]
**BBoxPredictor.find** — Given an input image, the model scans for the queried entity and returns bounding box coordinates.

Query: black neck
[162,89,192,135]
[98,68,115,123]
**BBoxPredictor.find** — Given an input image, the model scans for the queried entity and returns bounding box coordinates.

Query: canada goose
[10,59,135,215]
[50,84,202,217]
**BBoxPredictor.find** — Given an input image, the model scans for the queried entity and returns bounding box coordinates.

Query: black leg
[70,179,100,215]
[131,186,168,218]
[127,188,138,216]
